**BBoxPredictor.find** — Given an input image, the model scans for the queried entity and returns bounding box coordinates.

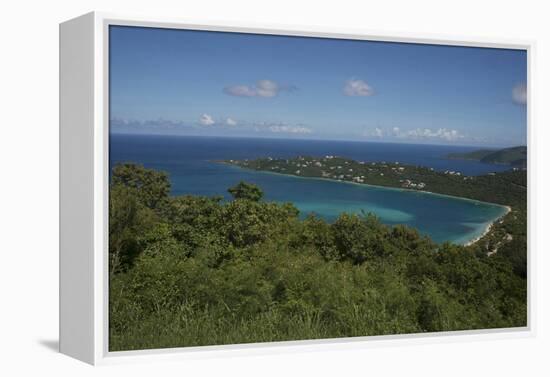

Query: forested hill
[447,146,527,168]
[109,163,527,351]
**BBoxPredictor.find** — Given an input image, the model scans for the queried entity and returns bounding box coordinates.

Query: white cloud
[255,80,279,98]
[199,113,215,126]
[343,78,374,97]
[364,127,384,138]
[223,85,257,97]
[251,121,312,134]
[226,118,237,126]
[402,128,463,141]
[110,117,188,132]
[512,83,527,105]
[364,126,464,142]
[268,125,312,134]
[224,79,294,98]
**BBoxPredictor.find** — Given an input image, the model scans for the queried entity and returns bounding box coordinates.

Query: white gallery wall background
[0,0,548,375]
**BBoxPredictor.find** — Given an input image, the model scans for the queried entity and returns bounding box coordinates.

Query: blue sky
[110,26,527,147]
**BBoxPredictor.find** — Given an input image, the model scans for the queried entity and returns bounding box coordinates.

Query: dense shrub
[109,163,527,351]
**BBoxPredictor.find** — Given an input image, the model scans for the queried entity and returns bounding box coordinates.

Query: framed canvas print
[59,12,533,365]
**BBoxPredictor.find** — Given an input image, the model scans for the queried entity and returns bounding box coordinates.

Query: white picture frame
[59,11,535,365]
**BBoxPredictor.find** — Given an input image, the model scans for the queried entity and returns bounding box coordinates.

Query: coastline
[463,205,511,246]
[217,162,512,247]
[218,161,510,210]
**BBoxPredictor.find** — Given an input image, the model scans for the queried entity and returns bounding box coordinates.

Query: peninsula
[221,155,527,254]
[221,155,525,206]
[447,146,527,168]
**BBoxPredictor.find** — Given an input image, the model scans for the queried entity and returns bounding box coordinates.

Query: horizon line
[109,130,525,149]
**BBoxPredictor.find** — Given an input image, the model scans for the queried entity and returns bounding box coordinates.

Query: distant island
[447,146,527,168]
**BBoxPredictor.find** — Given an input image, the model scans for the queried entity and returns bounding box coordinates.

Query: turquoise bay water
[110,134,509,244]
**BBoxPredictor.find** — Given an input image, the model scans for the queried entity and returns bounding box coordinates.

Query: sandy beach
[464,205,512,246]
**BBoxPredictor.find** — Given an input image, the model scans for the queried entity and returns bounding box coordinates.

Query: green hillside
[109,163,526,351]
[447,146,527,167]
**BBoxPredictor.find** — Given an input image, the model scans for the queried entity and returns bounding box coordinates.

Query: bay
[110,133,509,244]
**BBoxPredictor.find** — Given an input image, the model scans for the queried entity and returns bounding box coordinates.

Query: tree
[332,213,385,264]
[109,185,157,272]
[228,181,264,201]
[111,163,170,209]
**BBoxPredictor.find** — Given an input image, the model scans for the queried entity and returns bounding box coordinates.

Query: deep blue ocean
[110,134,510,244]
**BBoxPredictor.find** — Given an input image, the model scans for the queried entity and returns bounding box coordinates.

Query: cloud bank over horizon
[364,126,465,142]
[110,117,314,137]
[110,116,526,146]
[199,113,215,126]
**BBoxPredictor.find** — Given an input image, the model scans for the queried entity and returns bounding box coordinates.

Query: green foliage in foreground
[109,163,527,351]
[227,180,264,202]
